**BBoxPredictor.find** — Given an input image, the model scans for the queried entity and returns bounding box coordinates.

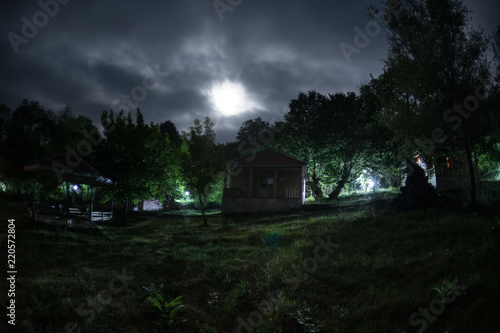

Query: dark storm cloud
[1,0,498,142]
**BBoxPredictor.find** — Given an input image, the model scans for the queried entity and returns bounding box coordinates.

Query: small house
[222,149,307,214]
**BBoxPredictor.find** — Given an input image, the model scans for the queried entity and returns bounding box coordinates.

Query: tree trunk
[307,171,324,199]
[122,199,128,226]
[463,136,478,210]
[198,193,207,226]
[328,161,353,200]
[328,176,348,200]
[309,160,323,199]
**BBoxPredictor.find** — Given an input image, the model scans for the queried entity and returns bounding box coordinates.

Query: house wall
[230,167,302,186]
[223,165,306,214]
[230,168,250,188]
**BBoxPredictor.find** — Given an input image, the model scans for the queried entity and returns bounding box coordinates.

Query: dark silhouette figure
[391,163,438,210]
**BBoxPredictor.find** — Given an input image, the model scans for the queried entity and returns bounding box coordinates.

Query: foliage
[288,303,321,333]
[180,117,226,226]
[0,100,97,197]
[369,0,494,208]
[196,321,217,333]
[95,109,180,213]
[276,90,394,200]
[159,120,182,147]
[146,294,187,329]
[432,279,466,300]
[236,117,271,150]
[277,90,329,199]
[319,92,376,199]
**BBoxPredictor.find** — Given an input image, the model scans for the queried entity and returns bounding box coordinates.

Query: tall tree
[50,105,95,152]
[359,79,406,189]
[370,0,492,209]
[236,117,271,148]
[279,91,329,199]
[319,92,385,199]
[0,100,57,195]
[95,109,178,222]
[159,120,182,147]
[180,117,226,226]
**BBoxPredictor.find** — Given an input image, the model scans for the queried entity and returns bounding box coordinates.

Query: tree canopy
[369,0,497,208]
[95,109,179,219]
[180,117,226,226]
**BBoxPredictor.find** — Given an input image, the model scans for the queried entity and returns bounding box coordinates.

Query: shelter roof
[23,152,111,185]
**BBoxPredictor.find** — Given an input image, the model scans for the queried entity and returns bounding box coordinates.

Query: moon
[208,80,259,117]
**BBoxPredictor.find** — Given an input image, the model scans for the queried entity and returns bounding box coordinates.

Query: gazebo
[23,152,112,228]
[222,149,307,214]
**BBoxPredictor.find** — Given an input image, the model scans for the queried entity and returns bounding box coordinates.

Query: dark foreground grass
[2,200,500,333]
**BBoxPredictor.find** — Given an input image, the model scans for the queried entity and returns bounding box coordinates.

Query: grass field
[1,196,500,332]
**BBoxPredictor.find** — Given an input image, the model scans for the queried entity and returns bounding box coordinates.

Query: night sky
[1,0,498,142]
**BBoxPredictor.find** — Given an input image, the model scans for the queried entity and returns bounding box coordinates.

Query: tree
[359,79,407,189]
[180,117,226,226]
[236,117,271,147]
[160,120,182,147]
[0,100,101,202]
[0,104,10,145]
[50,105,95,152]
[279,91,330,199]
[0,100,53,188]
[370,0,493,209]
[493,26,500,86]
[95,109,178,223]
[318,92,384,199]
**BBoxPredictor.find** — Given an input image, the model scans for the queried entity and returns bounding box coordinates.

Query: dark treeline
[1,0,499,212]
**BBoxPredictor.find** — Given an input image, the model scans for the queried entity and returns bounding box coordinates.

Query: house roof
[230,148,306,167]
[23,152,111,185]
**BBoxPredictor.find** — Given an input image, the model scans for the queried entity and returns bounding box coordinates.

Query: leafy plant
[196,320,217,333]
[432,279,466,299]
[146,293,187,329]
[207,292,219,307]
[331,304,349,321]
[143,282,163,296]
[288,303,321,333]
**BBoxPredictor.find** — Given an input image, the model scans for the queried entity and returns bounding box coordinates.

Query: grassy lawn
[2,199,500,332]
